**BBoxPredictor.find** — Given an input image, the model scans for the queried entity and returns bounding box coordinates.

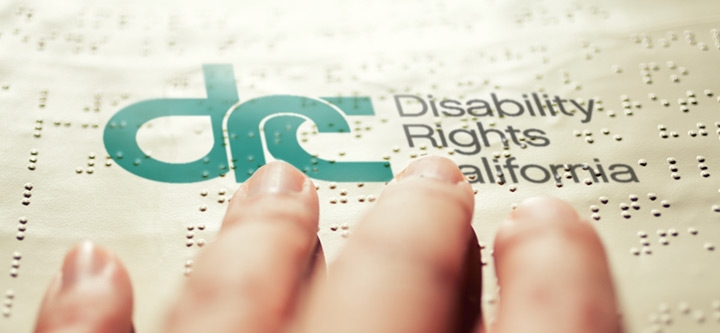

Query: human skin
[34,156,622,333]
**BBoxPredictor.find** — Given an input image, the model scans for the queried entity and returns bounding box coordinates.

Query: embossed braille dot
[659,314,672,325]
[712,300,720,310]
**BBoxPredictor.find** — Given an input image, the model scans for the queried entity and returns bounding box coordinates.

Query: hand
[34,156,621,333]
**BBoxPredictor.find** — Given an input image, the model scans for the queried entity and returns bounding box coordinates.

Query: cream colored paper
[1,1,719,332]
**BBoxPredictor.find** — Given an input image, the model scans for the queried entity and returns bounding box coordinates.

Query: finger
[456,232,483,333]
[299,156,478,333]
[166,160,321,333]
[34,241,134,333]
[492,197,621,333]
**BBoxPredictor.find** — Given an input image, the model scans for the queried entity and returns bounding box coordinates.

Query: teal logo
[103,64,392,183]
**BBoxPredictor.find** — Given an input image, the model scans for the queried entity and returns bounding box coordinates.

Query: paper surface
[1,0,719,332]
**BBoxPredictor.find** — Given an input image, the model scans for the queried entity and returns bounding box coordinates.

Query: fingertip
[491,197,620,333]
[495,197,594,254]
[397,155,468,184]
[507,196,579,226]
[223,159,319,232]
[60,241,131,291]
[232,160,311,198]
[389,155,475,219]
[35,241,133,333]
[249,161,307,195]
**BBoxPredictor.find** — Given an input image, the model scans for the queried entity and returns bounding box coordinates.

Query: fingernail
[247,161,305,196]
[61,241,113,291]
[504,197,577,228]
[397,156,464,184]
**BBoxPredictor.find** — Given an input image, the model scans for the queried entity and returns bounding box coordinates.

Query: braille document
[1,0,719,332]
